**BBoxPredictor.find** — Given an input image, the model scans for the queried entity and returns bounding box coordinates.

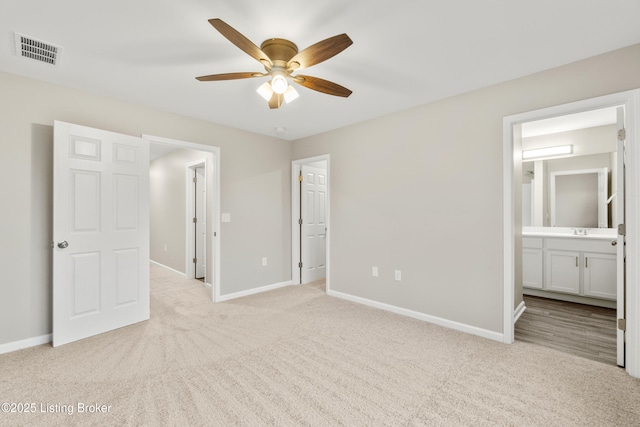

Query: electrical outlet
[394,270,402,281]
[262,257,268,266]
[221,213,231,222]
[372,266,378,277]
[164,244,167,252]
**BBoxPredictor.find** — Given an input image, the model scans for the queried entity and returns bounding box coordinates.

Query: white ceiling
[1,1,639,141]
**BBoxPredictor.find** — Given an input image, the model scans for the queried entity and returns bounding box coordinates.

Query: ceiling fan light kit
[196,19,353,109]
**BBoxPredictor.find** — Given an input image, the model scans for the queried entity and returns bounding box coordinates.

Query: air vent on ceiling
[14,32,62,66]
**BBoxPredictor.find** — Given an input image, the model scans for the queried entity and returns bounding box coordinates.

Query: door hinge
[193,177,197,183]
[193,217,197,223]
[618,128,626,141]
[618,223,626,236]
[298,174,303,182]
[298,262,303,268]
[618,318,627,331]
[298,218,303,226]
[193,257,197,264]
[214,231,217,237]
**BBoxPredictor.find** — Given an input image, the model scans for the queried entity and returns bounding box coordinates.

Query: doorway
[186,160,207,281]
[502,89,640,378]
[292,155,330,289]
[144,134,221,302]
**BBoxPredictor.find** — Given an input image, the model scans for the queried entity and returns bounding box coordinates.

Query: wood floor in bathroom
[515,295,617,366]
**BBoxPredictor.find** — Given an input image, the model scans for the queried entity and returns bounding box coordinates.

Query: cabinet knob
[611,240,618,246]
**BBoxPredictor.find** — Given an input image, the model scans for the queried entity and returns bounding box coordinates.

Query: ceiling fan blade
[292,75,352,97]
[268,93,283,109]
[208,19,272,67]
[288,34,352,70]
[196,72,265,81]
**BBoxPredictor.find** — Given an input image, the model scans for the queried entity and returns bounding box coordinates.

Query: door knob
[611,240,618,246]
[57,240,69,249]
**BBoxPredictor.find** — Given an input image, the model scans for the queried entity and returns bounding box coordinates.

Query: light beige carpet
[1,264,640,426]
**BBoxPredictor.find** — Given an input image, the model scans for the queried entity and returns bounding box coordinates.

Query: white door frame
[185,159,207,280]
[502,89,640,378]
[292,155,330,290]
[143,134,221,302]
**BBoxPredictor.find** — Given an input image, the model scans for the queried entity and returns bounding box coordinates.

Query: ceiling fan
[196,19,353,109]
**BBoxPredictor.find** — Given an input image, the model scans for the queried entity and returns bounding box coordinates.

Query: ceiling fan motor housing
[260,38,298,68]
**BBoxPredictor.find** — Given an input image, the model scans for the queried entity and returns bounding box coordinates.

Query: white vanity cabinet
[583,252,617,299]
[546,249,581,294]
[522,237,543,289]
[522,232,617,305]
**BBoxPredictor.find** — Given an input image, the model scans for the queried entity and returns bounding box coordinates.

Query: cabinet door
[583,252,617,300]
[546,250,580,294]
[523,248,543,289]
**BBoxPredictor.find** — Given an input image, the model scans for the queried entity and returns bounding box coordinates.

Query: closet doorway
[292,155,330,289]
[187,160,207,281]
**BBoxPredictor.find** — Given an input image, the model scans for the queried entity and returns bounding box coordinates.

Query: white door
[301,165,327,284]
[195,166,206,279]
[53,121,149,347]
[616,106,626,367]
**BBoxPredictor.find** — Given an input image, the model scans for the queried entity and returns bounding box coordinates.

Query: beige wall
[0,71,292,346]
[292,43,640,333]
[150,149,214,275]
[1,43,639,348]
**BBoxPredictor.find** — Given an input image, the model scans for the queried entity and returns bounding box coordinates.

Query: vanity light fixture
[522,144,572,160]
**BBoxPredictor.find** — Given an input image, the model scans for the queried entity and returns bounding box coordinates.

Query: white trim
[291,155,331,291]
[0,334,51,355]
[329,290,504,343]
[503,89,640,378]
[514,301,526,324]
[142,134,221,303]
[503,117,516,344]
[217,281,292,302]
[524,288,616,309]
[625,91,640,377]
[149,259,186,277]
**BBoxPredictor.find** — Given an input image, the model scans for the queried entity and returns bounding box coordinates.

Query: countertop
[522,227,617,241]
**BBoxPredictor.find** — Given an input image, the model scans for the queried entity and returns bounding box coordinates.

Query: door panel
[301,165,327,284]
[53,121,149,347]
[71,252,100,316]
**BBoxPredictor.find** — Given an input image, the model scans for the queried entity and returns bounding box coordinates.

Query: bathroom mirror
[522,152,616,228]
[550,168,608,228]
[521,118,618,229]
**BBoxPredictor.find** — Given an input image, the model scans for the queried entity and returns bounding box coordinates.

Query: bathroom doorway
[503,89,640,377]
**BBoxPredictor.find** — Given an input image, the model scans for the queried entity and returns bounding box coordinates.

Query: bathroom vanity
[522,227,617,308]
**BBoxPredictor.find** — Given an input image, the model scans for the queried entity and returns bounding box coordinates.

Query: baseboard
[0,334,52,355]
[149,260,186,277]
[524,288,616,309]
[217,280,292,302]
[514,300,526,324]
[328,290,504,343]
